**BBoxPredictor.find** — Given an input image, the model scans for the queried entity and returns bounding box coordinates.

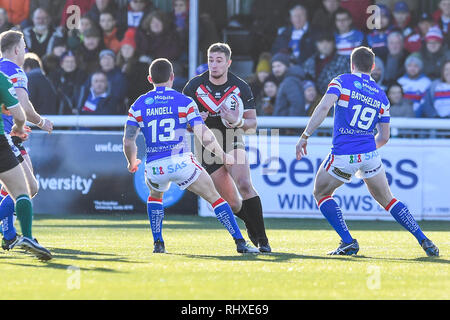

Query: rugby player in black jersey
[183,43,271,252]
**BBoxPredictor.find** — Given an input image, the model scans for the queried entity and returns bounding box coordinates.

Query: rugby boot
[421,239,439,257]
[328,239,359,255]
[235,238,259,253]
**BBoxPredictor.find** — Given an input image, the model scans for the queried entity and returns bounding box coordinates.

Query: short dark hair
[207,43,232,60]
[149,58,173,84]
[0,30,23,53]
[351,46,375,73]
[23,52,43,71]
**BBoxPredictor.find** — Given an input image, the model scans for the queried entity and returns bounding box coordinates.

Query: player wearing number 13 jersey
[123,58,258,254]
[296,46,439,257]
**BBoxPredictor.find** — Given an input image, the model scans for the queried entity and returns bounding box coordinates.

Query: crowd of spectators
[0,0,448,119]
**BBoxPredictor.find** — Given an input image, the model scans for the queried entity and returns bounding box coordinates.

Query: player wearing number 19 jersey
[296,46,439,257]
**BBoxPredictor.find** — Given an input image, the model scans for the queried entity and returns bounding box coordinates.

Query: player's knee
[313,188,327,202]
[236,179,254,198]
[29,181,39,198]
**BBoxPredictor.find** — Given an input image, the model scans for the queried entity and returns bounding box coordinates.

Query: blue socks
[318,196,354,244]
[147,196,164,242]
[0,194,16,240]
[212,198,243,240]
[385,199,427,244]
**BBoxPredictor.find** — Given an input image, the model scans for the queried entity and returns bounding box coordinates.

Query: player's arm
[123,124,142,173]
[296,93,338,160]
[15,88,53,133]
[191,123,233,165]
[375,123,390,149]
[242,109,257,133]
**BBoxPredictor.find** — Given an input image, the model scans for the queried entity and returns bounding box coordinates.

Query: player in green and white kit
[0,71,52,261]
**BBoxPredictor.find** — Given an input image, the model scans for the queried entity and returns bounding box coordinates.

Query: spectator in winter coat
[419,26,450,80]
[383,31,408,84]
[333,7,365,56]
[422,60,450,118]
[0,0,30,26]
[271,4,317,66]
[398,54,431,117]
[387,82,415,118]
[271,53,306,116]
[302,31,349,94]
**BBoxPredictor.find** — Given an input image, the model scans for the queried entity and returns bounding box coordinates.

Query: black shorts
[11,135,27,157]
[197,133,246,175]
[0,135,20,173]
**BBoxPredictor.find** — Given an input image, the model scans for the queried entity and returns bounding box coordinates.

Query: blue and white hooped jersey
[127,86,204,163]
[0,58,28,134]
[326,72,390,155]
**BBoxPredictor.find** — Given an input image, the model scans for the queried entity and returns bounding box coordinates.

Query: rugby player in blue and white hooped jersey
[123,58,258,254]
[296,46,439,257]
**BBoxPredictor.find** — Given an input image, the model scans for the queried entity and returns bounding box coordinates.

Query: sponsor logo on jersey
[145,97,154,105]
[354,81,362,89]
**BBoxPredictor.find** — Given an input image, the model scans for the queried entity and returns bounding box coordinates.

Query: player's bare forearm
[193,124,226,159]
[9,105,26,129]
[123,125,140,165]
[242,110,257,134]
[375,123,390,149]
[303,94,337,136]
[16,89,41,124]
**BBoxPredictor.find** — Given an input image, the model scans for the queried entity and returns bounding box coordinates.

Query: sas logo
[145,97,154,105]
[354,81,362,89]
[134,159,185,207]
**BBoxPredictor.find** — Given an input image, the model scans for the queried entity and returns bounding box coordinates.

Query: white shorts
[322,150,383,183]
[145,153,203,192]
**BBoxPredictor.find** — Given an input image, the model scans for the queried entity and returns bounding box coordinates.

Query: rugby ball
[221,93,244,128]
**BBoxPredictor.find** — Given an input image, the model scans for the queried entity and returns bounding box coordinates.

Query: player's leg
[21,154,38,198]
[363,169,439,256]
[0,164,52,260]
[147,188,166,253]
[187,169,259,253]
[314,160,359,255]
[225,148,270,251]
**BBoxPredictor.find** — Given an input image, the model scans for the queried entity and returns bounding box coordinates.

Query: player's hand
[10,125,31,141]
[296,137,308,160]
[128,159,141,173]
[38,117,53,134]
[11,124,26,138]
[200,111,209,122]
[219,104,238,125]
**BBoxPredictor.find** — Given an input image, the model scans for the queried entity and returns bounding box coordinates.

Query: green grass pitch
[0,214,448,300]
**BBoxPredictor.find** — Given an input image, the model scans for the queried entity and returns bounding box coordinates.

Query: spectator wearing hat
[270,53,306,116]
[383,31,408,84]
[302,31,349,94]
[77,71,120,115]
[247,52,272,103]
[333,7,365,56]
[0,8,14,34]
[116,28,151,107]
[419,26,450,79]
[48,36,68,58]
[256,75,278,116]
[76,26,105,73]
[49,51,88,114]
[303,80,323,117]
[433,0,450,40]
[422,60,450,118]
[271,4,317,66]
[386,82,415,118]
[367,4,393,61]
[97,49,127,112]
[99,10,123,53]
[405,12,437,53]
[392,1,414,38]
[398,54,431,117]
[23,52,59,115]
